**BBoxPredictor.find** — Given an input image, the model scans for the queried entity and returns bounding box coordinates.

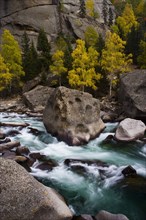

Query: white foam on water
[133,163,146,177]
[103,165,124,188]
[139,145,146,157]
[40,140,114,162]
[31,164,86,188]
[85,165,100,178]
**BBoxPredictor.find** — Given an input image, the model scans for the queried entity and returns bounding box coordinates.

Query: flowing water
[1,112,146,220]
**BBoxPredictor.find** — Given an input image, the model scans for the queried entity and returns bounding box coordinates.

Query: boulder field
[43,86,105,145]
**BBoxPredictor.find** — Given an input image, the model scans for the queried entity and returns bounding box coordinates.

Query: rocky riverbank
[1,112,146,220]
[0,70,146,220]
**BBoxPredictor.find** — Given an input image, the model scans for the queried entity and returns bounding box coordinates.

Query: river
[1,112,146,220]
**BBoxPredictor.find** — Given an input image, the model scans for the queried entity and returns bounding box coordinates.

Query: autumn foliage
[0,29,24,94]
[0,1,146,97]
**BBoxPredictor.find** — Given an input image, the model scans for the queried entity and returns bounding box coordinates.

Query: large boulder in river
[115,118,146,142]
[23,85,54,112]
[43,87,105,146]
[0,157,73,220]
[119,70,146,120]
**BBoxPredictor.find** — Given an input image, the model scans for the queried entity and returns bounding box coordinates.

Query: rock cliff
[0,0,114,44]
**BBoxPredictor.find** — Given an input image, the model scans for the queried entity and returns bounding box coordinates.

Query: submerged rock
[16,146,30,156]
[0,137,11,144]
[6,129,21,137]
[64,159,108,177]
[0,158,73,220]
[95,210,129,220]
[115,118,146,142]
[43,87,105,146]
[36,160,58,171]
[102,134,114,144]
[122,165,137,177]
[29,152,46,160]
[64,159,107,167]
[28,127,42,135]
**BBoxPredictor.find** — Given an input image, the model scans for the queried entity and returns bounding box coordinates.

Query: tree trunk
[59,76,61,86]
[109,80,112,97]
[80,85,84,92]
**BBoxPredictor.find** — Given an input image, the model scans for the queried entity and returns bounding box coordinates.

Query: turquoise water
[1,113,146,220]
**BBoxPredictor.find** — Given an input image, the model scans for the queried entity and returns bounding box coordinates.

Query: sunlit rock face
[0,0,115,44]
[43,86,105,146]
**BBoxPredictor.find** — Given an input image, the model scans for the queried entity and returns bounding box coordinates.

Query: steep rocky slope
[0,0,114,43]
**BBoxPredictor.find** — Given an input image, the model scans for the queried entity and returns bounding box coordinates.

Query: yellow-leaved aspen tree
[68,39,101,91]
[0,53,12,92]
[1,29,24,92]
[116,3,138,39]
[101,31,132,96]
[50,50,67,86]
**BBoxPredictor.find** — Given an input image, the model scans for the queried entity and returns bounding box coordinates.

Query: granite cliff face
[0,0,114,43]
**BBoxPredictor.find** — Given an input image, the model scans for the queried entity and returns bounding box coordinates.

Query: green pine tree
[37,29,51,72]
[108,7,114,26]
[102,0,108,24]
[126,25,141,64]
[137,39,146,68]
[27,41,39,80]
[21,31,31,79]
[79,0,86,17]
[96,34,105,58]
